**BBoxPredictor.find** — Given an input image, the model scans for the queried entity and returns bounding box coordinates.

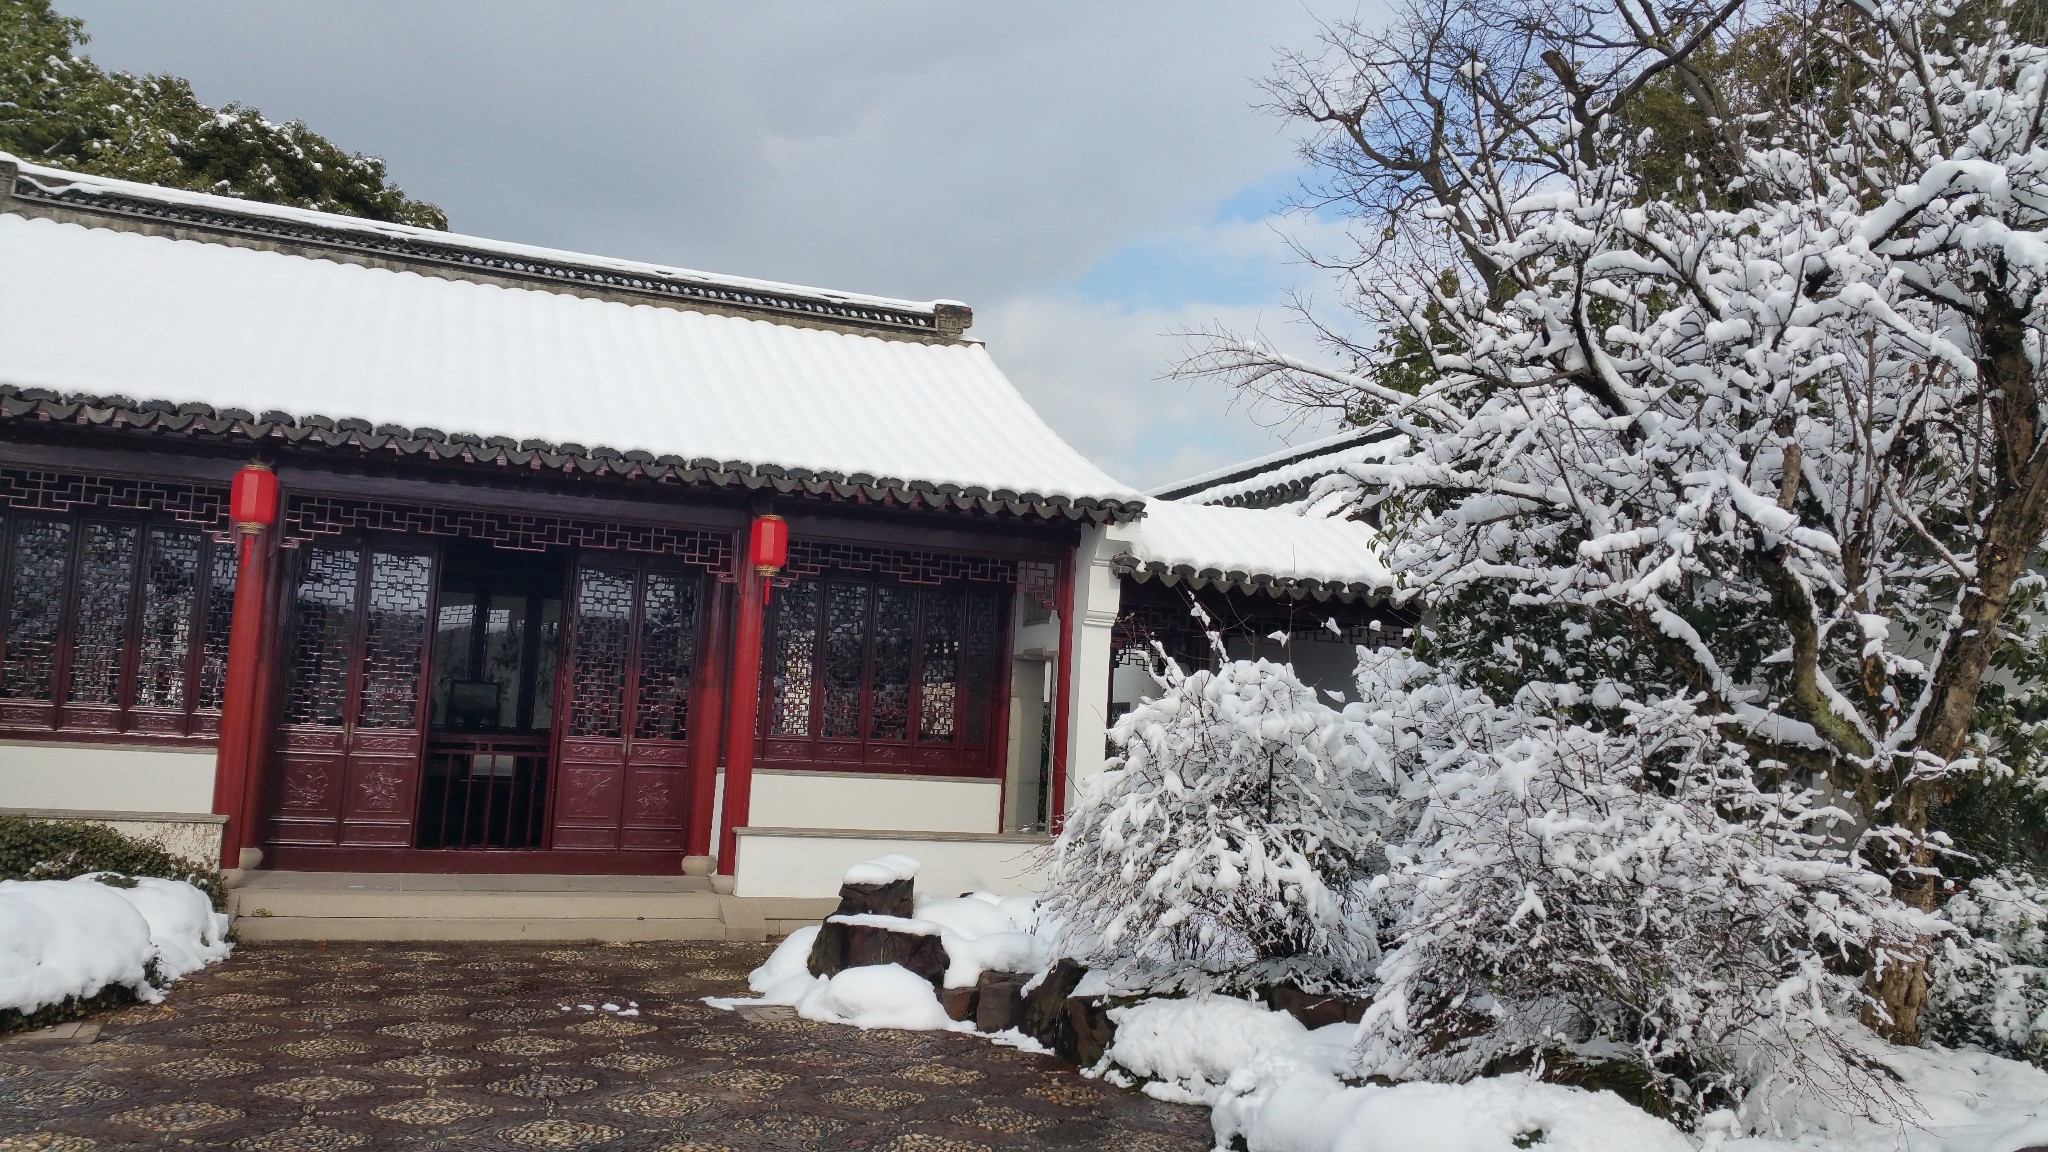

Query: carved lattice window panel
[567,567,634,739]
[763,573,1008,777]
[0,516,72,702]
[769,580,821,738]
[632,571,700,741]
[0,504,236,737]
[284,496,729,571]
[283,546,361,727]
[357,552,434,729]
[67,522,138,706]
[136,528,202,710]
[197,544,238,711]
[782,540,1020,586]
[0,468,231,535]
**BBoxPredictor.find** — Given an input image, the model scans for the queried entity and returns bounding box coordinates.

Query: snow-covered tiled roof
[1115,501,1393,598]
[1151,427,1401,511]
[0,170,1143,516]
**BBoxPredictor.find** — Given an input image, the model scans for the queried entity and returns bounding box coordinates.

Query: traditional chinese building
[0,155,1391,933]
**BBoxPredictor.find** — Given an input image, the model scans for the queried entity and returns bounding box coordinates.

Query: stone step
[223,871,836,942]
[229,888,727,921]
[231,915,731,943]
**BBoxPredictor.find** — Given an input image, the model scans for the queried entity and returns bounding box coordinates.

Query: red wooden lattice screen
[269,543,437,848]
[555,560,703,851]
[0,469,239,741]
[762,573,1008,776]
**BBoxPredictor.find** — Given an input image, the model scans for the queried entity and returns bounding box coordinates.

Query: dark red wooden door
[553,558,703,851]
[269,542,436,848]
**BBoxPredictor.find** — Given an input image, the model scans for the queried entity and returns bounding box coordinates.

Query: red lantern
[229,464,279,533]
[749,514,788,575]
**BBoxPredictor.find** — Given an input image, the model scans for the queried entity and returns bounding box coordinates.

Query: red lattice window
[0,510,238,738]
[565,560,703,742]
[762,574,1008,776]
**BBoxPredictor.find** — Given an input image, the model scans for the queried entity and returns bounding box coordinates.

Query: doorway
[417,542,565,850]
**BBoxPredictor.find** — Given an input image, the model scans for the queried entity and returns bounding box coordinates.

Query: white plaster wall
[1064,523,1131,810]
[0,741,217,813]
[1003,659,1050,832]
[734,829,1049,898]
[747,770,1000,834]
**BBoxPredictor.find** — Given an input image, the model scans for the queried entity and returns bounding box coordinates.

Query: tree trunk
[1865,284,2048,1045]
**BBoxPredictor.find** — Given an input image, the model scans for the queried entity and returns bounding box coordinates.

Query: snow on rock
[913,894,1045,989]
[793,964,958,1031]
[843,854,922,886]
[0,875,230,1015]
[1105,995,1312,1103]
[743,924,820,1003]
[1214,1067,1693,1152]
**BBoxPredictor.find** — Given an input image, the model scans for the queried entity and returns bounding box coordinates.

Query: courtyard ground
[0,941,1211,1152]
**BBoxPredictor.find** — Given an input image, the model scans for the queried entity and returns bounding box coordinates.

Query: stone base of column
[681,854,714,877]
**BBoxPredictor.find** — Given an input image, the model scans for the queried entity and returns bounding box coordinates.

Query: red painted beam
[716,552,769,876]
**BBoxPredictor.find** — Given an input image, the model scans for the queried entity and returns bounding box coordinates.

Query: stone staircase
[226,872,834,943]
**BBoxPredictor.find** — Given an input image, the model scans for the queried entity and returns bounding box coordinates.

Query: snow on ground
[708,857,2048,1152]
[1217,1066,1696,1152]
[0,875,230,1015]
[717,927,968,1032]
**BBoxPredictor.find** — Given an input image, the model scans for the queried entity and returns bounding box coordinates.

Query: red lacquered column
[716,514,786,878]
[211,463,279,869]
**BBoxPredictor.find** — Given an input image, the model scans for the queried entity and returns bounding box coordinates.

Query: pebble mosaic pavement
[0,942,1212,1151]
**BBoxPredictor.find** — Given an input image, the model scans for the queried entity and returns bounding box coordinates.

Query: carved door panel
[270,542,436,848]
[553,559,702,851]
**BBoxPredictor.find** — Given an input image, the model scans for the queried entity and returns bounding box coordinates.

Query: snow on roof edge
[1115,500,1393,596]
[3,153,950,317]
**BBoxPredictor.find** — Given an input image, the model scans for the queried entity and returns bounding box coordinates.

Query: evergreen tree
[0,0,444,228]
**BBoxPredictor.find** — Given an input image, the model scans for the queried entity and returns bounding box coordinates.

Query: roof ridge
[1148,425,1391,500]
[1,153,972,340]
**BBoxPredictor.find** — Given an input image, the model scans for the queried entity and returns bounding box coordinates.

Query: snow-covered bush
[0,874,231,1024]
[1928,871,2048,1066]
[1350,650,1930,1122]
[1040,654,1388,993]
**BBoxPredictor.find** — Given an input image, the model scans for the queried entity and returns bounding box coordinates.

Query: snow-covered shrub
[1927,871,2048,1066]
[1350,650,1930,1122]
[0,874,231,1026]
[1040,654,1388,993]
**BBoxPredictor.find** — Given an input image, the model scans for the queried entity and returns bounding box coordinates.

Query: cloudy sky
[56,1,1372,490]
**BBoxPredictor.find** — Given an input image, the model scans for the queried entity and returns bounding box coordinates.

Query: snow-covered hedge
[1928,870,2048,1066]
[1349,651,1932,1122]
[0,874,231,1021]
[1040,655,1387,994]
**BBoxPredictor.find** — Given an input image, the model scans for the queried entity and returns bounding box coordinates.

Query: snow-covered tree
[0,0,446,227]
[1039,650,1388,993]
[1187,0,2048,1042]
[1347,649,1929,1121]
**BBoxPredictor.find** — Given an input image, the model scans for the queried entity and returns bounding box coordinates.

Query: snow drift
[0,875,231,1015]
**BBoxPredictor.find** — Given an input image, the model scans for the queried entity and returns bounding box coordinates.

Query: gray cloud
[56,0,1368,486]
